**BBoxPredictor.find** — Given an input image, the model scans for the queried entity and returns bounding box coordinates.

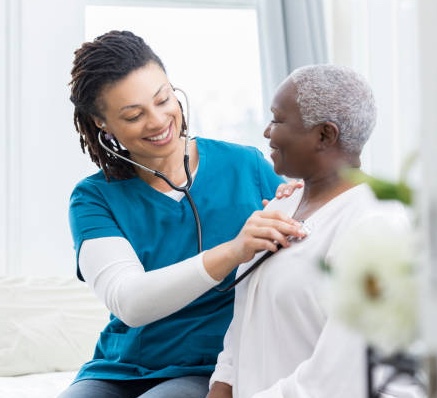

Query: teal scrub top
[69,137,284,381]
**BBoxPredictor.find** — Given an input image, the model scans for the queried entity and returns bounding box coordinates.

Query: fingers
[275,179,304,199]
[254,210,307,247]
[263,179,304,205]
[232,210,308,263]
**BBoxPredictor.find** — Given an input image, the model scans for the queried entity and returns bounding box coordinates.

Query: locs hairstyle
[69,30,187,180]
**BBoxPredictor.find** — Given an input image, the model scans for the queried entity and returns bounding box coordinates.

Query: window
[85,4,269,154]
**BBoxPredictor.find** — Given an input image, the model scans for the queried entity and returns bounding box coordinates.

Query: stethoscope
[216,223,311,292]
[97,87,203,253]
[97,87,310,292]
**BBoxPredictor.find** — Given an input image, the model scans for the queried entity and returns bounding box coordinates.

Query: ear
[92,117,106,130]
[317,122,340,149]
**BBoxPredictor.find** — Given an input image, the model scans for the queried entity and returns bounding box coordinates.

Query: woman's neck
[136,139,198,192]
[293,173,356,221]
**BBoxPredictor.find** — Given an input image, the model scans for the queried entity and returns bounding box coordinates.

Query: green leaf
[319,258,331,273]
[341,169,413,206]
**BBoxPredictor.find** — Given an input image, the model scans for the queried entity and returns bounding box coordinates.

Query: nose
[263,123,271,139]
[145,107,167,130]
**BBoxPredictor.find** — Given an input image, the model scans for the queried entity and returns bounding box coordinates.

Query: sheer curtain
[256,0,328,122]
[324,0,420,181]
[417,0,437,356]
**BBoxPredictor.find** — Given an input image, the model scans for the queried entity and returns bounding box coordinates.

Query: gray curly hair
[290,64,376,154]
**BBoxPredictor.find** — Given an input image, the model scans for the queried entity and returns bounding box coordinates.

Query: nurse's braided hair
[69,30,187,180]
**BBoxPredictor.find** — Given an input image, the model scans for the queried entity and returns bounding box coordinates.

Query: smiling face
[264,80,321,179]
[95,62,183,169]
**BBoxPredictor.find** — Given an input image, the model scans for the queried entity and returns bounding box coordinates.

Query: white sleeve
[79,236,220,327]
[209,319,235,388]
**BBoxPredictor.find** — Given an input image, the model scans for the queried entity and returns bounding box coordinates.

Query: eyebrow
[119,83,171,112]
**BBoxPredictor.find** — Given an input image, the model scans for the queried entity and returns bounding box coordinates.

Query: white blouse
[210,184,420,398]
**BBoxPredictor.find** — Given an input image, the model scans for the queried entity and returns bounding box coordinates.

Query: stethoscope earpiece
[172,86,190,138]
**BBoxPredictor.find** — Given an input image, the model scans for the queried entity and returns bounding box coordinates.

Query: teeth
[148,129,170,141]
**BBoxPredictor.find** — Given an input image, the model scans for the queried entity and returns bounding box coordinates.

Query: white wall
[1,0,96,276]
[0,0,7,273]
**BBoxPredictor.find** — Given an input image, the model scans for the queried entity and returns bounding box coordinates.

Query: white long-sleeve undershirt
[79,236,220,327]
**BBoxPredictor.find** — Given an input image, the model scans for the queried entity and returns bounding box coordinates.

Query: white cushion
[0,371,77,398]
[0,276,108,376]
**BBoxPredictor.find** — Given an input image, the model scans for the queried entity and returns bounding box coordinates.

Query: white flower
[329,215,418,355]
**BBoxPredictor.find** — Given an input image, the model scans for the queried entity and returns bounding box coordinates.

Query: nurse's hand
[262,179,304,207]
[203,209,307,281]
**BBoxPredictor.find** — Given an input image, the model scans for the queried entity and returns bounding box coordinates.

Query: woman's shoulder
[72,169,136,195]
[196,136,260,156]
[337,183,410,230]
[195,137,267,170]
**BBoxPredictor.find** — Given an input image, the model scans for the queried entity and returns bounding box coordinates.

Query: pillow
[0,276,108,376]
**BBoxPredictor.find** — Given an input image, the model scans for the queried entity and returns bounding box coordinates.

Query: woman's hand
[206,381,233,398]
[262,179,304,207]
[227,209,306,264]
[203,209,307,281]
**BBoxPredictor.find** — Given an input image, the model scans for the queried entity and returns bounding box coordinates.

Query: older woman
[207,64,410,398]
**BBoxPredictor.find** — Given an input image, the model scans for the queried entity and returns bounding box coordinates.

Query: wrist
[203,242,240,281]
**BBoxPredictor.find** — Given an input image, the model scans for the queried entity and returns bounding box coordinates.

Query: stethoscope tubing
[97,131,203,253]
[215,245,281,292]
[215,223,310,291]
[98,130,279,292]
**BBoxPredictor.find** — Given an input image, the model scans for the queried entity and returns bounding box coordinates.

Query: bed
[0,276,108,397]
[0,277,424,398]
